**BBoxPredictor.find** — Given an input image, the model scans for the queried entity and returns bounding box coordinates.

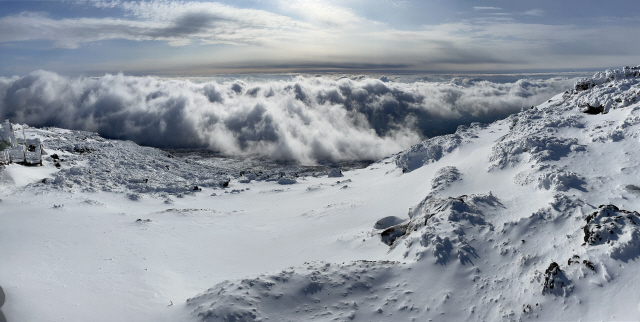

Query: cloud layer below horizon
[0,71,578,163]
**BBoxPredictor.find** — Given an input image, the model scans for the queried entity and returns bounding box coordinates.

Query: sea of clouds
[0,71,577,164]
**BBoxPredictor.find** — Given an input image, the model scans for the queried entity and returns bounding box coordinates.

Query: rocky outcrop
[583,205,640,260]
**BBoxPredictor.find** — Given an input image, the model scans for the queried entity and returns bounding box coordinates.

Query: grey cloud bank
[0,71,576,164]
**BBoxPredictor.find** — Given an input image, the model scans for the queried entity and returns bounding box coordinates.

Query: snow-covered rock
[277,176,297,185]
[399,193,498,262]
[327,167,343,178]
[430,166,461,192]
[395,134,462,173]
[583,204,640,260]
[395,123,484,173]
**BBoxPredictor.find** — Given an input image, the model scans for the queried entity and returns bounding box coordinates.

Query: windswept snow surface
[2,66,640,321]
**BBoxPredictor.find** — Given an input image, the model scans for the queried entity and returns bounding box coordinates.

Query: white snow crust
[2,66,640,321]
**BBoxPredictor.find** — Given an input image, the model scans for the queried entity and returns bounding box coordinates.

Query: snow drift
[0,71,575,164]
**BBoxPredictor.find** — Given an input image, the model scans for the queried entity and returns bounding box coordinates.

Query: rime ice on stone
[0,120,42,165]
[574,66,640,92]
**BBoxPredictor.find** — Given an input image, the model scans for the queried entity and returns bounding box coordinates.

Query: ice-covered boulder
[389,193,499,263]
[277,176,297,185]
[373,216,405,230]
[574,66,640,92]
[395,134,461,173]
[489,135,585,170]
[395,122,485,173]
[430,166,461,192]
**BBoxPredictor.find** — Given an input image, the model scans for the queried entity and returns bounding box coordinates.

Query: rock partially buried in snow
[542,262,573,297]
[430,166,461,192]
[127,193,142,201]
[373,216,405,230]
[328,168,343,178]
[219,179,230,188]
[395,122,485,173]
[277,176,297,185]
[398,193,498,263]
[583,204,640,260]
[624,184,640,192]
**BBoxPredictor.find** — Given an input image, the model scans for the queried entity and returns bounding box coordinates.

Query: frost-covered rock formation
[395,123,484,173]
[582,205,640,260]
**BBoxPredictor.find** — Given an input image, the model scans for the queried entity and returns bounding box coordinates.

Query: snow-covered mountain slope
[2,66,640,322]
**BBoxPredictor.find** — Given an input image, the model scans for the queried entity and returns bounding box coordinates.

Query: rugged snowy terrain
[2,66,640,321]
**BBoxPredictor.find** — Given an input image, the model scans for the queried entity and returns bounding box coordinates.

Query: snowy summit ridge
[2,66,640,321]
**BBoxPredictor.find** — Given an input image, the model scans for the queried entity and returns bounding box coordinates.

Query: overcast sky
[1,0,639,76]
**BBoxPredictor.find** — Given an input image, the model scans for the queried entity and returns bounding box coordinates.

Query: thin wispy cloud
[0,2,320,48]
[522,9,544,16]
[274,0,365,28]
[474,7,502,11]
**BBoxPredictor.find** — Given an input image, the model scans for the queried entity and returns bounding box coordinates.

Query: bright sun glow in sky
[1,0,639,76]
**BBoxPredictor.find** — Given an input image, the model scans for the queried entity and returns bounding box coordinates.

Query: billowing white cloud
[0,71,577,163]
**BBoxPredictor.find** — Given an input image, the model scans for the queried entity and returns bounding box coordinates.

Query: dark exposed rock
[582,260,595,271]
[71,144,93,154]
[380,224,408,246]
[583,103,605,115]
[575,81,596,92]
[542,262,572,296]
